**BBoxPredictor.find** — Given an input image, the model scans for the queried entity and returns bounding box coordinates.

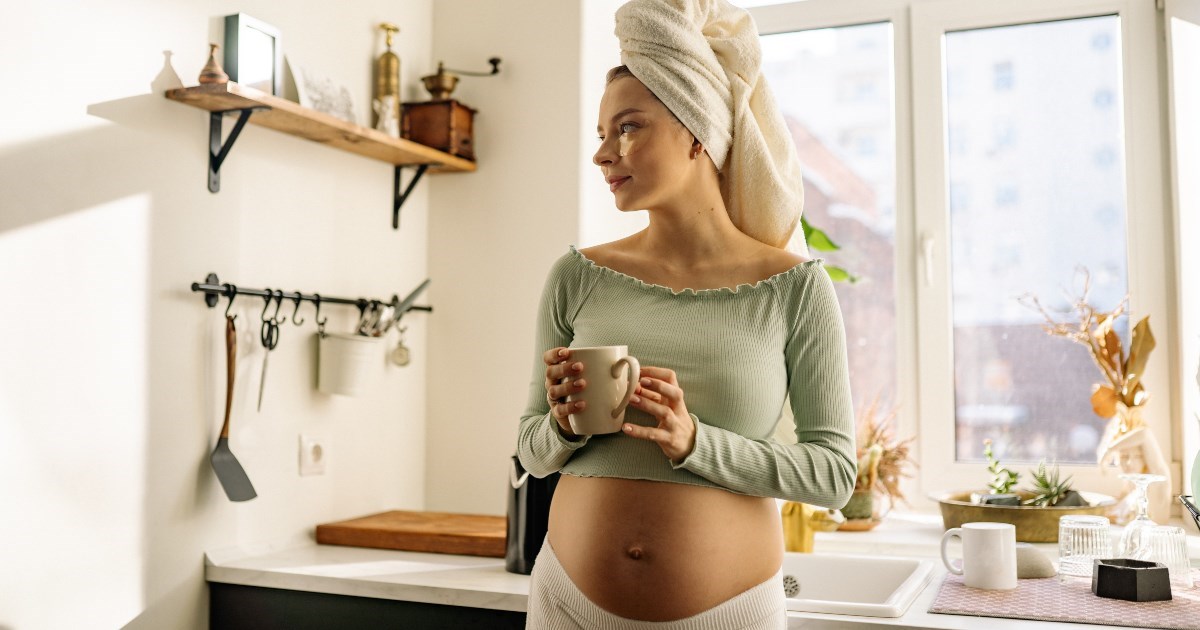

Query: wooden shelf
[165,82,476,174]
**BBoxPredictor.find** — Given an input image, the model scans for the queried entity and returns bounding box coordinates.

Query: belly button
[626,546,644,560]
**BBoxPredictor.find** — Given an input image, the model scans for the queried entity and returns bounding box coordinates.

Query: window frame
[748,0,1181,510]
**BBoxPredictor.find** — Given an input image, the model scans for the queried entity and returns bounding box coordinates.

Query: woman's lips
[609,177,630,192]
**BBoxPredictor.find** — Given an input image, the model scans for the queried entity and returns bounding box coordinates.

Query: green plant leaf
[802,217,841,252]
[824,265,859,284]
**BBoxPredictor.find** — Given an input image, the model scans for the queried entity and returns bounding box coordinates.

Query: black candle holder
[1091,558,1172,602]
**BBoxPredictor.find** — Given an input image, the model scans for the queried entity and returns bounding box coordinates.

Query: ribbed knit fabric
[516,246,856,508]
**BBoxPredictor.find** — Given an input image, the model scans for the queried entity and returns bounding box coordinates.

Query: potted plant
[839,397,917,530]
[935,439,1113,542]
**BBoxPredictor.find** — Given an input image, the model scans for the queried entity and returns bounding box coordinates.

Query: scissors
[258,290,282,411]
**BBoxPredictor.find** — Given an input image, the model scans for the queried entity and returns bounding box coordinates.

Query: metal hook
[288,294,305,326]
[271,290,286,325]
[261,289,275,323]
[313,294,329,328]
[224,284,238,320]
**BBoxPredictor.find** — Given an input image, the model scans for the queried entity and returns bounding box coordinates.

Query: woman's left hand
[623,366,696,465]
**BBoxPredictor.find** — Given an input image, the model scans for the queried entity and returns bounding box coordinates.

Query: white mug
[562,346,640,435]
[940,522,1018,590]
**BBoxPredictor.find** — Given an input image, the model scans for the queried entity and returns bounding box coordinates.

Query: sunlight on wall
[0,194,149,628]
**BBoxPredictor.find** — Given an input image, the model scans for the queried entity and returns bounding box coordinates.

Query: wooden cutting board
[315,510,507,558]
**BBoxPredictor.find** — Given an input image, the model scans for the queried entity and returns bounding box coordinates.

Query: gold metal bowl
[933,490,1116,542]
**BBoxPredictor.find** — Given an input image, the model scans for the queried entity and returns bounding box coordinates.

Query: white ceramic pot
[317,333,384,396]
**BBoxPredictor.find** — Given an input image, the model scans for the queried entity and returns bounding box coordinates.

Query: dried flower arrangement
[852,396,918,511]
[1018,267,1156,435]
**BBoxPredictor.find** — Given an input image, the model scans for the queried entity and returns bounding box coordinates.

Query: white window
[741,0,1197,507]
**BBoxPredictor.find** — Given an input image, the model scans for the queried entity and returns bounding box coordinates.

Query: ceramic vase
[199,43,228,84]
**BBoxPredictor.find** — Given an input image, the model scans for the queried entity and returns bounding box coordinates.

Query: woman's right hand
[543,347,587,440]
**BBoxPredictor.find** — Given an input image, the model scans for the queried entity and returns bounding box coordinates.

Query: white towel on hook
[614,0,807,254]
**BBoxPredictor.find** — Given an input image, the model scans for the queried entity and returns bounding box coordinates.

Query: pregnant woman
[517,1,857,628]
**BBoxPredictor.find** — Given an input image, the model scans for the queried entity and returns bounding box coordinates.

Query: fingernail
[640,378,650,386]
[631,395,640,403]
[573,362,583,371]
[623,424,633,432]
[574,379,585,387]
[576,401,586,410]
[559,349,568,357]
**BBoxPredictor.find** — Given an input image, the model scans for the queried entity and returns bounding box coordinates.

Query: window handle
[921,234,935,287]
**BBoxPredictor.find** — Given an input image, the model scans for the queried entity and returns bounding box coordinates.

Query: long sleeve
[668,267,857,508]
[515,255,598,478]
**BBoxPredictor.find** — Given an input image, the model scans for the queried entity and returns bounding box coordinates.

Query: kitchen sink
[780,552,934,617]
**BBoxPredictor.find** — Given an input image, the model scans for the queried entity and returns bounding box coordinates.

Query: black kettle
[505,454,559,575]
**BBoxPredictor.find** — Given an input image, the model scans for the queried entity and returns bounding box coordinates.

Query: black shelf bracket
[209,106,270,193]
[393,164,430,229]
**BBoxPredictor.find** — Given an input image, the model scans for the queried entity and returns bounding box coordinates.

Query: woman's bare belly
[546,474,784,621]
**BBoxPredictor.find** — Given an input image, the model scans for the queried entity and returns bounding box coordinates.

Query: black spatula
[211,315,257,501]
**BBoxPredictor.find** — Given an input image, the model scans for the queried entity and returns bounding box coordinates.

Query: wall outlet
[299,434,326,476]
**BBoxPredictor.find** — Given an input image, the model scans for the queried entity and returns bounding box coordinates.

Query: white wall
[426,0,583,514]
[425,0,641,515]
[0,1,434,628]
[579,0,649,247]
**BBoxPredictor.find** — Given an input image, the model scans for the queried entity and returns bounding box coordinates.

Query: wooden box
[401,99,476,161]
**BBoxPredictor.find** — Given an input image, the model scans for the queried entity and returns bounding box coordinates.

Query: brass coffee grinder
[401,57,501,161]
[419,57,501,100]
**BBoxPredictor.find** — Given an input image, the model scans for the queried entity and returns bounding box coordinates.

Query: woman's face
[592,76,700,212]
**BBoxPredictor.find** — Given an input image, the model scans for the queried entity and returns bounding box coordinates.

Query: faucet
[781,501,845,553]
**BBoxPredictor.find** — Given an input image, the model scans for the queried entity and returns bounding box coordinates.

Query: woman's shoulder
[576,237,637,269]
[759,249,813,276]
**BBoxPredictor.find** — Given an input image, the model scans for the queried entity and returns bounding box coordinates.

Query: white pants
[525,535,788,629]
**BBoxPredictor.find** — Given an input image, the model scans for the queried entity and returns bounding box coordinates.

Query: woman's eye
[597,122,638,142]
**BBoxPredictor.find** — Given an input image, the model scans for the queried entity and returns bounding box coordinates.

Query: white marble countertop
[205,512,1200,630]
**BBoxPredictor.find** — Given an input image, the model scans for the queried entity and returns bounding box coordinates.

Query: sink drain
[782,574,799,597]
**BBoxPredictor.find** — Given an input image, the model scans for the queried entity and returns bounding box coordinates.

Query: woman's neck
[635,201,755,270]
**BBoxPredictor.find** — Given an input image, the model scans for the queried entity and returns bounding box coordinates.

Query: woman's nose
[593,137,618,166]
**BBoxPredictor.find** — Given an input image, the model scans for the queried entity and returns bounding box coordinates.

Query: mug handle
[509,456,530,489]
[940,528,964,575]
[611,356,641,419]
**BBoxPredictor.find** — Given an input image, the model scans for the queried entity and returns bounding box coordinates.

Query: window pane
[945,16,1128,464]
[761,23,898,414]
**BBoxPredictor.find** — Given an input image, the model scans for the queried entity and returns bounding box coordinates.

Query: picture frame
[224,13,283,96]
[285,54,358,125]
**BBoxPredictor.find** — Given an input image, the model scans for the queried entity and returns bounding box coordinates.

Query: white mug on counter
[940,522,1018,590]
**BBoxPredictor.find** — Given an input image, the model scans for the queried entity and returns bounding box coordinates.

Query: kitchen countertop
[205,512,1200,630]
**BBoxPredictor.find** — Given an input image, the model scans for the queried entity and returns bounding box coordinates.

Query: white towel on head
[614,0,807,254]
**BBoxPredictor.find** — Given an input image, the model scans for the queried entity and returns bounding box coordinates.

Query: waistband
[533,535,786,629]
